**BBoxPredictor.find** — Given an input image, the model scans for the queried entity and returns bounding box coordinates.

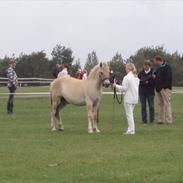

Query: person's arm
[162,65,172,88]
[7,69,14,84]
[116,76,128,93]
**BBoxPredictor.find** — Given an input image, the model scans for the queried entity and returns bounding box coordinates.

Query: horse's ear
[100,62,103,68]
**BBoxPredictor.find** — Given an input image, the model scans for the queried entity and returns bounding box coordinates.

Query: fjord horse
[50,63,110,133]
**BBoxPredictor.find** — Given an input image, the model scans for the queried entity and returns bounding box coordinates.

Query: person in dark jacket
[109,70,116,84]
[138,60,156,124]
[6,59,18,114]
[52,64,62,78]
[154,56,173,124]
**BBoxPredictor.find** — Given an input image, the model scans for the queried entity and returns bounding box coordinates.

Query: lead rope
[114,87,123,104]
[111,83,123,125]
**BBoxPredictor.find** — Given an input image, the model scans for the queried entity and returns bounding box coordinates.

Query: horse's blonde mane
[88,64,100,79]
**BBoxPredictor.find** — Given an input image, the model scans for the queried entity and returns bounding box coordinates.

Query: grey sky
[0,0,183,66]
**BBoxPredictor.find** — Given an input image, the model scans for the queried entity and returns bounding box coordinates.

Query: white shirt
[83,73,87,80]
[145,68,151,74]
[116,72,140,104]
[57,68,68,78]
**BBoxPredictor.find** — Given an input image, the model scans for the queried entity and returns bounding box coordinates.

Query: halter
[99,71,109,83]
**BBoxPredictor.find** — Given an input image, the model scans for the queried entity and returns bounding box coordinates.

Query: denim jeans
[140,94,155,123]
[7,85,16,113]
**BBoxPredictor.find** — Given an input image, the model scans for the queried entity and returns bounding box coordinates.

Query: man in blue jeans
[138,60,156,124]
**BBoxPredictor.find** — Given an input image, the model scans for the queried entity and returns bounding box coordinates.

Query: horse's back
[51,76,87,104]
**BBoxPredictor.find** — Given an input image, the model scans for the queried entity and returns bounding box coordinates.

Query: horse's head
[99,63,110,88]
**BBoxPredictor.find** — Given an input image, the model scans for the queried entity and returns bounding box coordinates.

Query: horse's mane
[88,64,100,79]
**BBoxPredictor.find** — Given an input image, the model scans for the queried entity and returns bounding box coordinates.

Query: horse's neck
[88,76,102,91]
[88,68,103,91]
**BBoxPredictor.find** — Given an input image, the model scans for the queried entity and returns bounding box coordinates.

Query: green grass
[0,90,183,183]
[0,86,49,93]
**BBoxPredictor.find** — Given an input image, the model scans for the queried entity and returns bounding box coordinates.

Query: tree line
[0,44,183,86]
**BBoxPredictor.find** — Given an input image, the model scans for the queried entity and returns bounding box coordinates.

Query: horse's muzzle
[103,79,110,88]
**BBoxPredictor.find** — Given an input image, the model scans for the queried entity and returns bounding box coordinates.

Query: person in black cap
[6,59,18,114]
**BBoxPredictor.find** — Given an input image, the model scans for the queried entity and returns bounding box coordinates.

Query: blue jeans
[140,94,155,123]
[7,85,16,114]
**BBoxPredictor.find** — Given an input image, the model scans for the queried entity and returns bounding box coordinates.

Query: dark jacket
[53,67,61,78]
[138,68,155,96]
[155,63,172,92]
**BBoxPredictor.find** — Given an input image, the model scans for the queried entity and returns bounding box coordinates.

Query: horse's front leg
[93,104,101,133]
[86,100,94,133]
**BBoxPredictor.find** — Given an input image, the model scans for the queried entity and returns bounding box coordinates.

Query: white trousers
[124,103,135,132]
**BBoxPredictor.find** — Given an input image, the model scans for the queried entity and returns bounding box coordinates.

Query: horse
[50,63,110,133]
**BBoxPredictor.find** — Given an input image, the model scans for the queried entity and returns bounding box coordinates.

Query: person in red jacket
[77,69,84,80]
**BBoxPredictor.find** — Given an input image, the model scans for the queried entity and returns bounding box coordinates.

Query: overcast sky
[0,0,183,66]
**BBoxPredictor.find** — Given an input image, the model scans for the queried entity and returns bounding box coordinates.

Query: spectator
[6,59,18,114]
[154,56,173,124]
[76,69,84,80]
[109,70,115,84]
[53,64,62,78]
[83,70,88,80]
[57,64,70,78]
[138,60,156,124]
[113,63,140,135]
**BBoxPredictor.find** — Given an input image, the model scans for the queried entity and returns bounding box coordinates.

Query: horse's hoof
[88,129,93,133]
[51,128,57,132]
[96,129,101,133]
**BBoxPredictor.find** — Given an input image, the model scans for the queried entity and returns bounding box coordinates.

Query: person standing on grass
[57,64,70,78]
[6,59,18,114]
[138,60,156,124]
[113,63,140,135]
[82,70,88,80]
[154,56,173,124]
[53,64,62,78]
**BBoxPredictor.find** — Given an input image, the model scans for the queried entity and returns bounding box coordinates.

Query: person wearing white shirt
[57,64,70,78]
[113,63,140,135]
[82,70,88,80]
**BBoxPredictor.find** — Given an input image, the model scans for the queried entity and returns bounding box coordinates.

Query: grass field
[0,87,183,183]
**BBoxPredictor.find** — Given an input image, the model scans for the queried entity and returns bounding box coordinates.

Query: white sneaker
[123,131,135,135]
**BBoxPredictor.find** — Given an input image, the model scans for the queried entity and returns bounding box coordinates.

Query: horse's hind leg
[51,100,59,131]
[93,103,101,133]
[56,97,67,131]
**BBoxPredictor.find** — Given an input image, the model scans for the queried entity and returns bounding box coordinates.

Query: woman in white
[57,64,70,78]
[113,63,140,135]
[82,70,88,80]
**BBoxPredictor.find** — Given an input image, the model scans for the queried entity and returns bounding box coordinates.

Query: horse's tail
[50,93,53,106]
[50,82,53,106]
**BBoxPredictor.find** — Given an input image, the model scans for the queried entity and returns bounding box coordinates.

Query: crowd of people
[5,56,173,136]
[52,63,87,80]
[113,56,173,135]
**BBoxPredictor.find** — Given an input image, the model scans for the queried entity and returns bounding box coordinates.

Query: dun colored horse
[50,63,110,133]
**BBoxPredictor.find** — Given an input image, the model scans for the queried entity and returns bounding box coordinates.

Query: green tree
[71,59,81,77]
[0,56,11,77]
[51,44,74,65]
[16,51,49,78]
[84,51,99,73]
[108,52,125,82]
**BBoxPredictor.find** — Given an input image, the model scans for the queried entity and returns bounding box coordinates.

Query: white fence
[0,77,53,85]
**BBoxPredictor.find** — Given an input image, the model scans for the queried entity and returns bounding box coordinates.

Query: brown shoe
[157,122,164,125]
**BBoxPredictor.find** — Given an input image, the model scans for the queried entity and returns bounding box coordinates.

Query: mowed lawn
[0,88,183,183]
